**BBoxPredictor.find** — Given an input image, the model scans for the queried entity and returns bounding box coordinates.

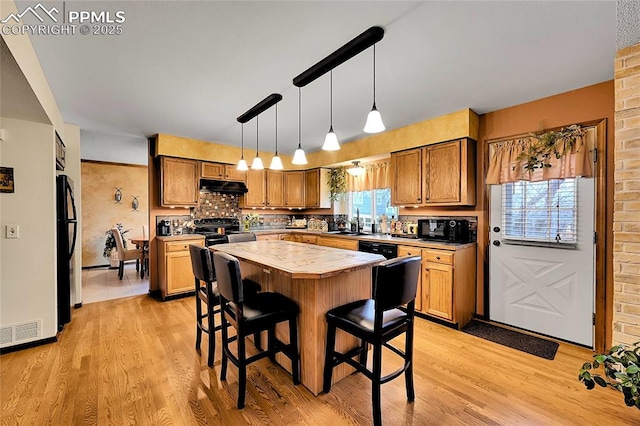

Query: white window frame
[347,188,397,231]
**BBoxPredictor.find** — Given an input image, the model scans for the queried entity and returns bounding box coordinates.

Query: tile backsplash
[193,191,242,218]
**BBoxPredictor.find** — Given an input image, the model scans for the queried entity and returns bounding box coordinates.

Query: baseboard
[0,336,57,354]
[74,303,83,309]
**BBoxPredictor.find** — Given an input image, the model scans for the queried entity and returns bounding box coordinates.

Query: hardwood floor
[1,294,638,425]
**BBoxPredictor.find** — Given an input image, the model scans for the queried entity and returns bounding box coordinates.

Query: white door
[489,177,595,347]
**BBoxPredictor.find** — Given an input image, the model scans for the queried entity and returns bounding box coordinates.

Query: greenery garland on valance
[486,124,594,184]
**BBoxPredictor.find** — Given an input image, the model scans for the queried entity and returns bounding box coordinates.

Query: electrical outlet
[6,225,19,239]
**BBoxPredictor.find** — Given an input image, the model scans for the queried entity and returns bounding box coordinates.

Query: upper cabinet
[391,138,476,207]
[266,170,285,208]
[284,171,305,208]
[244,169,284,208]
[201,161,246,182]
[159,157,199,207]
[305,168,331,209]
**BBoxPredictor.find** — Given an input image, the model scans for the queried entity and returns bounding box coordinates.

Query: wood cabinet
[201,162,246,182]
[397,245,423,312]
[243,170,284,208]
[159,157,199,207]
[158,237,204,300]
[391,138,476,206]
[391,148,423,205]
[282,234,301,243]
[266,170,284,207]
[299,235,317,244]
[305,168,331,208]
[422,245,476,328]
[284,171,305,208]
[316,236,358,251]
[256,234,282,241]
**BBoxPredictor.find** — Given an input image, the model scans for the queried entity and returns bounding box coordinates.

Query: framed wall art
[0,167,15,193]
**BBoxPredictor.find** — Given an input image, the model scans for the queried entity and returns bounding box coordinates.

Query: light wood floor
[1,294,638,425]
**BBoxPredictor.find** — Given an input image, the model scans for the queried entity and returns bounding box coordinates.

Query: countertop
[156,234,204,242]
[210,240,385,279]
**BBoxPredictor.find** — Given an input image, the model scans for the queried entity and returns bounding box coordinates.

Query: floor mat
[462,321,559,360]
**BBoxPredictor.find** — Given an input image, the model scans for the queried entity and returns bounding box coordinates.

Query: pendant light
[269,103,284,170]
[251,115,264,170]
[237,123,248,171]
[346,161,365,176]
[322,70,340,151]
[363,44,385,133]
[292,87,308,165]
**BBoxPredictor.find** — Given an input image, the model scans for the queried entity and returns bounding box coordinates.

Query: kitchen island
[210,240,385,395]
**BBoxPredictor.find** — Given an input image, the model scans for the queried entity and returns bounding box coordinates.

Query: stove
[193,218,241,246]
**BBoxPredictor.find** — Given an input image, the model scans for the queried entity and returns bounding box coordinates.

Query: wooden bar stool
[322,256,421,426]
[213,251,300,409]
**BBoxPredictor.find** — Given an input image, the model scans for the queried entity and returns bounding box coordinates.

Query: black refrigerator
[56,175,78,331]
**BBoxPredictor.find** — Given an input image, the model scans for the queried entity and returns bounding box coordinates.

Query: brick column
[614,42,640,344]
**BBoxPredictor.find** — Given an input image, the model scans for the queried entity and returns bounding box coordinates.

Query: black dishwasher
[358,241,398,259]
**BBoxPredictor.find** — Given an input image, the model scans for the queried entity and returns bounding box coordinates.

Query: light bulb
[237,158,248,171]
[322,128,340,151]
[269,155,283,170]
[251,156,264,170]
[363,106,385,133]
[292,147,308,165]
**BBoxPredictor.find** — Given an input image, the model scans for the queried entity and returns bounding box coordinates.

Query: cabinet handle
[436,256,441,260]
[417,198,421,202]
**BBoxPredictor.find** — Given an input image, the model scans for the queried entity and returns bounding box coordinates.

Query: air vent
[0,319,42,346]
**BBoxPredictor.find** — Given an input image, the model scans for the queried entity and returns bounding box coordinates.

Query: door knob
[492,240,501,246]
[493,226,500,233]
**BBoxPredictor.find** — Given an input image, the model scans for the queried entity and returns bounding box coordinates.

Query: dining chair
[111,227,143,280]
[226,233,257,243]
[213,251,300,409]
[322,255,421,426]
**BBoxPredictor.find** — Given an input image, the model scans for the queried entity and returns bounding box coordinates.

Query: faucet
[356,208,361,232]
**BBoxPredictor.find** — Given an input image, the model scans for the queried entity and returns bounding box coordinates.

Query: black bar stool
[322,256,421,426]
[212,251,300,409]
[189,245,260,367]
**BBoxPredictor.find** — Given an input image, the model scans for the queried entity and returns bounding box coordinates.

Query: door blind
[501,178,577,246]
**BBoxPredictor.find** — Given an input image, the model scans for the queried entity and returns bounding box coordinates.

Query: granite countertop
[250,229,475,251]
[211,240,385,279]
[156,234,204,242]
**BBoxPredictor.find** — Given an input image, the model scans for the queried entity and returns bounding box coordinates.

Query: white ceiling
[16,1,616,163]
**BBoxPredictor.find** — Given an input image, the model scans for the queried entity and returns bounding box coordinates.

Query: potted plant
[579,340,640,409]
[103,223,130,268]
[328,167,347,202]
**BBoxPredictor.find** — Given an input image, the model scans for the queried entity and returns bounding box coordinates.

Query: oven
[193,218,240,246]
[358,240,398,259]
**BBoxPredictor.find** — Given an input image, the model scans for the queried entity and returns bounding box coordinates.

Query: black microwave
[417,219,470,243]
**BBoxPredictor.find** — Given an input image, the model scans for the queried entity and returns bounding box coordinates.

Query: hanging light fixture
[251,115,264,170]
[363,44,385,133]
[237,123,248,171]
[269,103,283,170]
[346,161,365,177]
[322,70,340,151]
[292,87,308,165]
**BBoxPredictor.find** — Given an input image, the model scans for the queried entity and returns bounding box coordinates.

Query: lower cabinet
[256,234,282,241]
[398,244,476,329]
[316,236,358,251]
[158,237,204,300]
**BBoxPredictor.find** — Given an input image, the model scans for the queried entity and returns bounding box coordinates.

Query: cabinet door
[424,261,453,320]
[244,169,266,207]
[397,246,423,312]
[166,251,195,295]
[305,169,319,208]
[224,164,246,182]
[391,149,422,205]
[201,162,225,179]
[316,237,358,251]
[161,157,199,206]
[284,171,305,208]
[266,170,284,208]
[424,141,460,203]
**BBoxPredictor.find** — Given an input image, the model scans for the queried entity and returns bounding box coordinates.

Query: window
[348,188,398,230]
[502,178,577,246]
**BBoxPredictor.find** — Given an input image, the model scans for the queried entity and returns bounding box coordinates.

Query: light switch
[6,225,19,239]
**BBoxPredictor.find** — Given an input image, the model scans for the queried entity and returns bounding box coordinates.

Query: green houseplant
[579,341,640,409]
[103,223,130,261]
[328,167,347,202]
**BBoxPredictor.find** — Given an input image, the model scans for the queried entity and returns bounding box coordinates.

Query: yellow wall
[81,161,149,267]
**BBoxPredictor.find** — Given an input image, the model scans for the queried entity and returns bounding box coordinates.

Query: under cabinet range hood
[199,179,248,194]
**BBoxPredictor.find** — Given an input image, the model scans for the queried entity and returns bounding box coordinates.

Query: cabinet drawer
[165,242,193,253]
[397,246,421,257]
[300,235,318,244]
[424,250,453,265]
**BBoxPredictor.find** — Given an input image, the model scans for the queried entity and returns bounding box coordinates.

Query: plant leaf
[627,364,640,375]
[595,354,607,363]
[593,376,608,387]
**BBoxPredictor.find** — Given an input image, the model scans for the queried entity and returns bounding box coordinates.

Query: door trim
[485,119,608,351]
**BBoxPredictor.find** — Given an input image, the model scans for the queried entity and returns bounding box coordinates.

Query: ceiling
[16,1,616,162]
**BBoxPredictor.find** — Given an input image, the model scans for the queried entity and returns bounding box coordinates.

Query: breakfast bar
[210,240,385,395]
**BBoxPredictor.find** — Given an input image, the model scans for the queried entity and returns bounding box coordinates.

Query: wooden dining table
[129,236,149,279]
